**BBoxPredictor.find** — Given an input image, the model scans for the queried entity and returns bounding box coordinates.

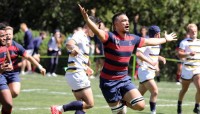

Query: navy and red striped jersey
[0,46,7,64]
[7,41,26,71]
[100,31,145,80]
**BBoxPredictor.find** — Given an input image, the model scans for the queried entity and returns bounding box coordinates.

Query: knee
[11,91,20,98]
[12,93,19,98]
[129,97,145,111]
[85,102,94,109]
[151,90,158,97]
[134,102,145,111]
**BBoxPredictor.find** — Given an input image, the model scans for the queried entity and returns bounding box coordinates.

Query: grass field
[11,73,196,114]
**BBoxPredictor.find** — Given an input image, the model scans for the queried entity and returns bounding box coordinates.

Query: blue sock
[149,101,156,111]
[63,101,83,112]
[75,110,85,114]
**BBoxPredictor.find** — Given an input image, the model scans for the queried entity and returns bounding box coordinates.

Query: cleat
[50,105,62,114]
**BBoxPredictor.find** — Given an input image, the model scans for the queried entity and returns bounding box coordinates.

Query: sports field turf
[12,73,196,114]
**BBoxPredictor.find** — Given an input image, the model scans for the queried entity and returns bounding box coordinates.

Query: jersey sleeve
[15,42,26,57]
[71,32,82,44]
[179,40,186,50]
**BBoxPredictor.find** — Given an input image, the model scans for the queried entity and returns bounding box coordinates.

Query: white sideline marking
[21,89,48,92]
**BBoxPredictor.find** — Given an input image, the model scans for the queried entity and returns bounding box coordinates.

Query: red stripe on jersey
[8,45,19,51]
[105,53,131,63]
[138,38,145,48]
[104,62,128,71]
[0,46,7,53]
[105,42,134,52]
[100,72,124,80]
[0,58,6,64]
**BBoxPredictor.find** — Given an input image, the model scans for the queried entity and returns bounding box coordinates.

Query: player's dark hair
[0,23,6,30]
[112,12,126,25]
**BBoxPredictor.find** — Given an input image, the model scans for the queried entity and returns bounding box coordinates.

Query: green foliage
[1,0,200,80]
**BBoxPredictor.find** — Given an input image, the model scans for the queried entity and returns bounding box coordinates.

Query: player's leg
[20,57,26,75]
[7,73,21,98]
[0,89,13,114]
[138,82,147,96]
[73,87,94,113]
[177,79,191,114]
[176,63,182,84]
[143,79,158,113]
[108,101,127,114]
[0,76,13,114]
[8,82,21,98]
[192,74,200,113]
[123,89,145,111]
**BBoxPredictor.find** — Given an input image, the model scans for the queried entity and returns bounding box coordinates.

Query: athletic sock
[177,101,182,113]
[75,110,85,114]
[1,107,12,114]
[193,103,199,113]
[149,101,156,112]
[156,75,160,82]
[63,101,83,112]
[176,74,181,82]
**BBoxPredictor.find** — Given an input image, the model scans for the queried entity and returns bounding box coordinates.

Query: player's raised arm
[143,31,177,47]
[78,4,107,42]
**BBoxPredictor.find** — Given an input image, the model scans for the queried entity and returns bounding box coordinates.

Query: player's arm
[0,62,13,73]
[142,31,177,47]
[23,54,46,76]
[66,39,80,56]
[136,50,157,66]
[178,48,195,58]
[158,56,166,64]
[78,4,107,42]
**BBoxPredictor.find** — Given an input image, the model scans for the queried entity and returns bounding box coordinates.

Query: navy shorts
[100,76,136,103]
[0,71,20,90]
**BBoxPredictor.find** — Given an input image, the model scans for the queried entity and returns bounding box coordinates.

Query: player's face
[188,27,198,39]
[114,14,129,33]
[0,30,7,46]
[5,29,13,44]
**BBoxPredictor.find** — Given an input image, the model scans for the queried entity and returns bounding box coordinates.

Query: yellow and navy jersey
[67,31,90,72]
[137,45,160,69]
[179,38,200,65]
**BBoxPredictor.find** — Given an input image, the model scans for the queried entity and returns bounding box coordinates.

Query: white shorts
[65,71,90,91]
[26,49,34,56]
[181,65,200,80]
[138,67,156,83]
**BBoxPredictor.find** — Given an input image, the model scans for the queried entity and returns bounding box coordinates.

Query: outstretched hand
[40,68,46,76]
[78,4,89,21]
[164,31,177,42]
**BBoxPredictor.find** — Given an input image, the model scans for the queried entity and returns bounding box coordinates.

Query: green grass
[12,73,196,114]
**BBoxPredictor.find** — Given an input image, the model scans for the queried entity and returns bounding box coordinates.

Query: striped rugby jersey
[7,41,26,71]
[179,38,200,65]
[137,45,161,70]
[67,30,90,72]
[100,31,145,80]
